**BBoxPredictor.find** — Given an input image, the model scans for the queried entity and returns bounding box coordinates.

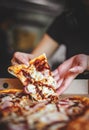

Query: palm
[52,54,88,95]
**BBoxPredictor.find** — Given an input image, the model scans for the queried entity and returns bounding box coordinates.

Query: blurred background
[0,0,64,52]
[0,0,65,77]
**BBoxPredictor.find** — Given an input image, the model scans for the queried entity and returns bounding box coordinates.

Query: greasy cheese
[8,53,58,101]
[28,64,57,88]
[27,103,69,129]
[26,84,36,94]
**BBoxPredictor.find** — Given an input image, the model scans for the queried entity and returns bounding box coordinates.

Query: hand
[11,52,34,66]
[52,54,88,95]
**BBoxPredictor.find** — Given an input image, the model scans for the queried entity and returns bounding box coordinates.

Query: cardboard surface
[0,78,88,95]
[0,78,23,90]
[63,79,89,94]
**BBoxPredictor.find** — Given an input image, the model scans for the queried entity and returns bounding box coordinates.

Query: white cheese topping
[42,86,54,96]
[26,84,36,94]
[28,65,44,81]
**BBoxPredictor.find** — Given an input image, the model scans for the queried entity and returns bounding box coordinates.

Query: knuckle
[13,52,19,58]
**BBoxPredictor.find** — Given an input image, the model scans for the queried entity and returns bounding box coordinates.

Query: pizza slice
[8,53,58,102]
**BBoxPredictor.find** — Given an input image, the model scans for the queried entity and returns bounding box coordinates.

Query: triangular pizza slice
[8,53,58,101]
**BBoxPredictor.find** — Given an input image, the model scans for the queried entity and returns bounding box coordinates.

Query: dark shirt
[47,7,89,78]
[0,28,12,77]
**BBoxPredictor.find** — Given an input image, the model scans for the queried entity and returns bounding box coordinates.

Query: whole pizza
[0,54,89,130]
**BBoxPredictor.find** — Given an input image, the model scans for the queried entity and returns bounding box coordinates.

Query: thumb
[69,66,83,73]
[28,54,34,60]
[23,54,34,66]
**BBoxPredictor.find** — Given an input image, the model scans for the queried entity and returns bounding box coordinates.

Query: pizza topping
[5,54,89,129]
[0,90,89,130]
[1,101,13,109]
[25,84,36,94]
[1,95,12,102]
[26,103,69,129]
[45,122,67,130]
[58,99,69,105]
[8,54,58,102]
[32,57,50,72]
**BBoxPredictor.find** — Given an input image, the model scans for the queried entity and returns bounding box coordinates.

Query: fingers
[53,66,81,95]
[52,69,58,76]
[57,78,63,89]
[11,52,34,66]
[56,72,79,95]
[52,54,88,95]
[11,56,29,66]
[11,58,19,65]
[52,69,63,88]
[69,66,84,73]
[52,69,60,79]
[11,52,24,65]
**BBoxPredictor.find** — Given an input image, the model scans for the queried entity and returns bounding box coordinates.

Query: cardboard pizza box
[0,78,88,95]
[63,79,89,95]
[0,78,23,90]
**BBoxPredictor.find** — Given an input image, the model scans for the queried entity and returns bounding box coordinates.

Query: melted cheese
[26,84,36,94]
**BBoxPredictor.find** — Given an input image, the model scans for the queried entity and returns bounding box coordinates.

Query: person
[11,0,89,94]
[0,7,15,77]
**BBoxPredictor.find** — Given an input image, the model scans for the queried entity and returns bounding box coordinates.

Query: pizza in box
[0,53,89,130]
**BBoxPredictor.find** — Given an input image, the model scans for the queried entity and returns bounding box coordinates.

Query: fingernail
[52,69,58,76]
[23,60,29,66]
[69,67,77,72]
[69,66,82,73]
[57,79,63,87]
[55,75,60,81]
[25,62,29,66]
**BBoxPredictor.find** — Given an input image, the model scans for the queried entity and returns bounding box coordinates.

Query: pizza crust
[0,88,23,94]
[65,109,89,130]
